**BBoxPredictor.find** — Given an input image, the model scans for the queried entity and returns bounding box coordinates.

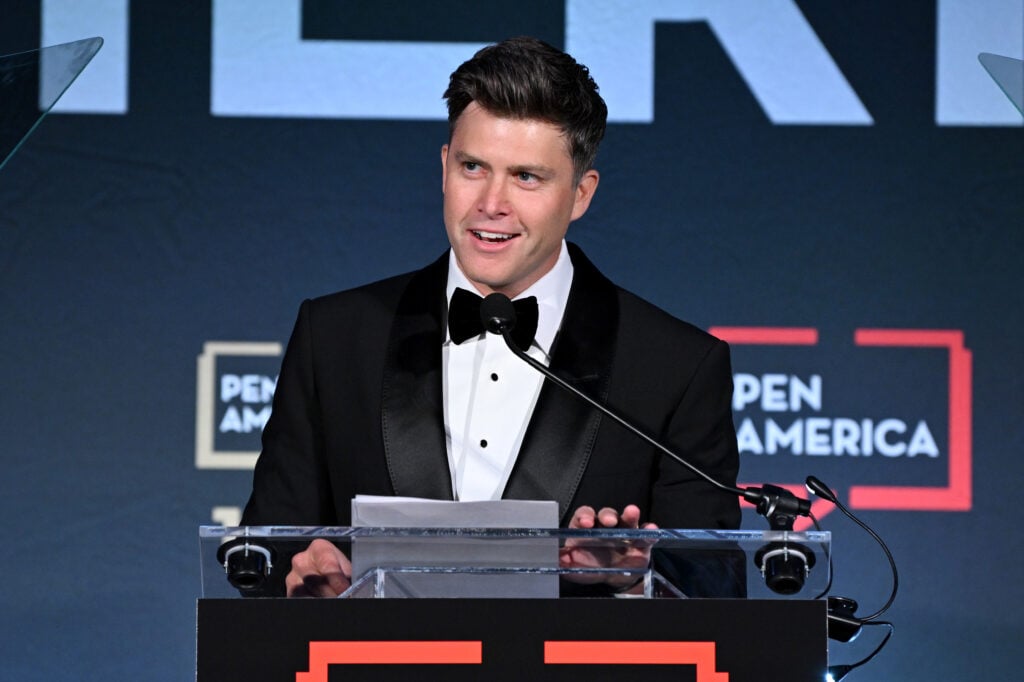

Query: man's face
[441,102,599,299]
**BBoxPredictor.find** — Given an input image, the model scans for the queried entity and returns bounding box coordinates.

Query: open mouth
[472,230,518,243]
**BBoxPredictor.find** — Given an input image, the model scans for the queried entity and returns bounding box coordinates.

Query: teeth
[473,230,514,241]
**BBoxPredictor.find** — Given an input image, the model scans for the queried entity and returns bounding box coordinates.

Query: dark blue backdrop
[1,2,1021,679]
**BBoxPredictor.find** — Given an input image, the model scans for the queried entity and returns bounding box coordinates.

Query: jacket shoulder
[300,252,447,324]
[616,287,724,353]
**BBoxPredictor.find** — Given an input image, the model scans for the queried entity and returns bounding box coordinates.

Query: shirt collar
[445,240,574,354]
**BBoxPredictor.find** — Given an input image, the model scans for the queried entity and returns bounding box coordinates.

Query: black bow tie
[448,287,539,351]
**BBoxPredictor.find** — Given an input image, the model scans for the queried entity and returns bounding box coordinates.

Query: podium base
[197,598,826,681]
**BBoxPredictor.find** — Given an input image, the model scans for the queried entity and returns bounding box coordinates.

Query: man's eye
[463,162,480,172]
[518,172,537,182]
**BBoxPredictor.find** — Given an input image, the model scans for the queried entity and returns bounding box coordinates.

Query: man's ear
[440,144,449,193]
[570,169,600,221]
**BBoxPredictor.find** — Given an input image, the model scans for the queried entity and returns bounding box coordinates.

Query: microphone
[480,291,518,336]
[479,293,811,525]
[805,476,900,633]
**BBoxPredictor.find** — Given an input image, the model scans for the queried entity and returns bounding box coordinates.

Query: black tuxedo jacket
[242,243,740,530]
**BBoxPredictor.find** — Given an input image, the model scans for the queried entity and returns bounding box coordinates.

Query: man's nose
[478,177,511,217]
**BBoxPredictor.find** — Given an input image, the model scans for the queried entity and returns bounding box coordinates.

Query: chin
[470,277,509,295]
[462,261,510,285]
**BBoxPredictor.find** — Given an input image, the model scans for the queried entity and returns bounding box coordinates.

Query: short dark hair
[443,36,607,183]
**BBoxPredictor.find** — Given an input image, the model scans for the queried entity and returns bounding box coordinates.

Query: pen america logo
[195,341,282,471]
[711,327,972,526]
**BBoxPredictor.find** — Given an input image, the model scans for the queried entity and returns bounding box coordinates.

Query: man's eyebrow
[453,150,488,168]
[452,150,556,178]
[508,163,556,177]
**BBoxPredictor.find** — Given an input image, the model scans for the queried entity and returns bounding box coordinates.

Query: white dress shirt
[443,241,574,500]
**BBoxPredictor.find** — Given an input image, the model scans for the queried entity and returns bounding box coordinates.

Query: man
[241,37,740,597]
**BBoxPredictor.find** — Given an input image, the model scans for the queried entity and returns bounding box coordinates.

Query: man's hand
[559,504,658,591]
[568,504,656,532]
[285,538,353,598]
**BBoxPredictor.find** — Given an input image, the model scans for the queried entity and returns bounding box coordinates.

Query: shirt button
[490,373,499,381]
[480,439,488,448]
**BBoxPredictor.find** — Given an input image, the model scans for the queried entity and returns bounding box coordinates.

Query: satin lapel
[503,244,619,520]
[381,254,454,500]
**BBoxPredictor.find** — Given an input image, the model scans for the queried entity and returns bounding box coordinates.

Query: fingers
[569,505,597,529]
[616,504,641,528]
[597,507,621,527]
[569,504,651,529]
[285,539,352,598]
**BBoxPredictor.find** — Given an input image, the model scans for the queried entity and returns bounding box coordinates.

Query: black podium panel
[197,598,826,681]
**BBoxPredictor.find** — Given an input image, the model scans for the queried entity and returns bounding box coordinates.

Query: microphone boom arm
[479,292,810,527]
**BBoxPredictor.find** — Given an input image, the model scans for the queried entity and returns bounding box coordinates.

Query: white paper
[351,495,558,528]
[349,496,559,598]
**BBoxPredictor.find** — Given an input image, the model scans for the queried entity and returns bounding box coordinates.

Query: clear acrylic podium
[197,526,831,681]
